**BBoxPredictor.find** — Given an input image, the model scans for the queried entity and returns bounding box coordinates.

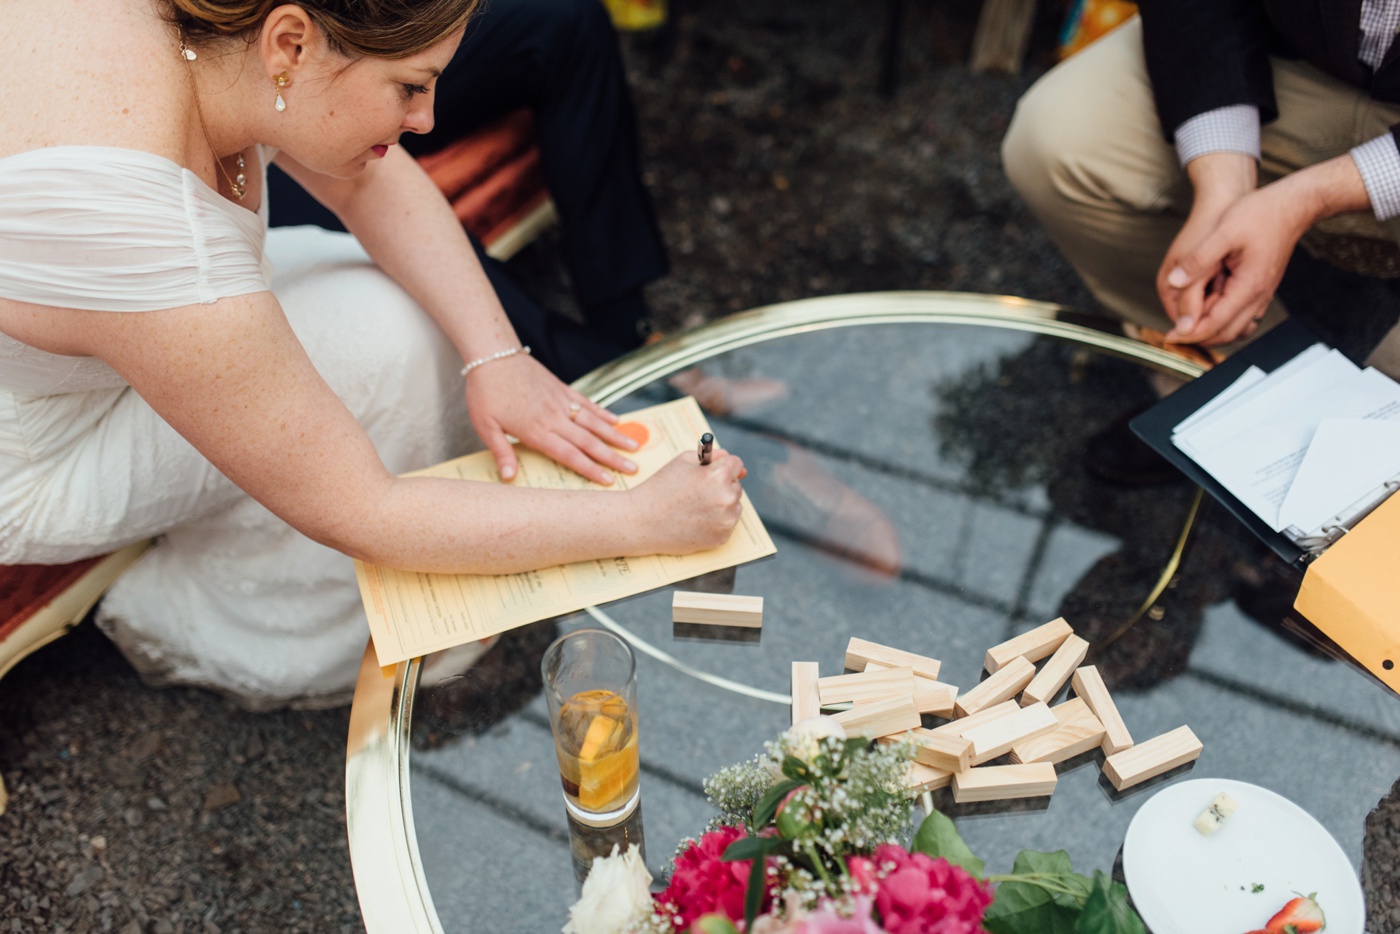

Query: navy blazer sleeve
[1137,0,1277,141]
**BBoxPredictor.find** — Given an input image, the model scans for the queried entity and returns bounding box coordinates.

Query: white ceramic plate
[1122,778,1364,934]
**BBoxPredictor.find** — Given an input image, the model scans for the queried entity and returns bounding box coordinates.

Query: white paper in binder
[1171,343,1400,553]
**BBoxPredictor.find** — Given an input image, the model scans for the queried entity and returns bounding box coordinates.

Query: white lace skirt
[0,227,476,709]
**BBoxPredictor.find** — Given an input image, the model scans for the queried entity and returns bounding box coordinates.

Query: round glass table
[345,292,1400,933]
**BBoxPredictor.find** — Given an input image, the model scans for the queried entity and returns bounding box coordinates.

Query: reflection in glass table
[345,293,1400,933]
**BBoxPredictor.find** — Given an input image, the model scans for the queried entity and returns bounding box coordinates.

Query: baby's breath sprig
[703,757,775,833]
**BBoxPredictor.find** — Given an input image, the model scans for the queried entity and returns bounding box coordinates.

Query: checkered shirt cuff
[1174,105,1261,167]
[1351,134,1400,221]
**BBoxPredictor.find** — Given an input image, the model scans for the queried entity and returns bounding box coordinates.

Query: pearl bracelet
[460,345,531,378]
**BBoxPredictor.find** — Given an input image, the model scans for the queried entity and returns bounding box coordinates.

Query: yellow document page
[355,396,777,665]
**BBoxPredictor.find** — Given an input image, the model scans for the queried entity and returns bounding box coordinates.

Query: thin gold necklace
[178,38,247,200]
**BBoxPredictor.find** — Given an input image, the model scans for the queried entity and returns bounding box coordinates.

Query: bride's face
[280,29,463,178]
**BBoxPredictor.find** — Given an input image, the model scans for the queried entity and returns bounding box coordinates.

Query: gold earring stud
[274,73,288,112]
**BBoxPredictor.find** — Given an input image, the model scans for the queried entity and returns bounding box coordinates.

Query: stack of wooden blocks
[790,618,1203,804]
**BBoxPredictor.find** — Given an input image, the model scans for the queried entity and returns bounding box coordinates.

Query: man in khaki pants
[1002,12,1400,381]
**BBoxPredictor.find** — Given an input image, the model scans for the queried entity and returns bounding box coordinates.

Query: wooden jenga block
[961,702,1058,765]
[861,660,955,716]
[955,656,1035,717]
[791,662,821,725]
[869,663,959,715]
[951,763,1058,803]
[1103,726,1202,791]
[984,618,1074,673]
[913,679,957,717]
[907,729,974,772]
[930,700,1020,736]
[671,591,763,627]
[1071,665,1134,755]
[819,667,915,706]
[834,695,921,739]
[1009,697,1105,765]
[844,637,942,680]
[905,761,953,795]
[1021,634,1090,706]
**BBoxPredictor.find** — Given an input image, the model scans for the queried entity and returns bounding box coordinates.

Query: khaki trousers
[1002,16,1400,377]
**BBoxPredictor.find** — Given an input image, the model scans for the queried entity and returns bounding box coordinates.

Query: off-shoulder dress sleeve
[0,146,269,312]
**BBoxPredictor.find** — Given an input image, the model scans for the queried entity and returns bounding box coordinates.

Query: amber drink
[542,629,640,825]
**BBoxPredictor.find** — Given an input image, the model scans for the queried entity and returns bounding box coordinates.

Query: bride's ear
[259,4,318,77]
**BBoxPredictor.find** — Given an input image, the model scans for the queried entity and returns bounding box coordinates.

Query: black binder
[1128,319,1328,569]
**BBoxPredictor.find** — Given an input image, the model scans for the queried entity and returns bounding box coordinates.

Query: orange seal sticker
[616,421,651,449]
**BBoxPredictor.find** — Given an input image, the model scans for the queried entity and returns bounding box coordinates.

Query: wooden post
[969,0,1038,75]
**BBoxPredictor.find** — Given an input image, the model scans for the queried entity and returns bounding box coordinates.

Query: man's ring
[568,403,581,420]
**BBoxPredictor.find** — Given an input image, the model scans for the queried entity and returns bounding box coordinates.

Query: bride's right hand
[630,450,746,554]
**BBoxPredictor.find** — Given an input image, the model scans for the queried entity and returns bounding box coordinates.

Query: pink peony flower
[655,826,768,928]
[846,856,878,896]
[868,845,992,934]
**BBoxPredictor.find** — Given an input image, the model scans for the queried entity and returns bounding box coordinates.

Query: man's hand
[1161,153,1372,346]
[1156,152,1257,335]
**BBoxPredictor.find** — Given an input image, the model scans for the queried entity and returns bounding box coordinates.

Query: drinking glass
[541,629,640,826]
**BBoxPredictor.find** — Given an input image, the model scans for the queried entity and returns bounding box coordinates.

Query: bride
[0,0,745,708]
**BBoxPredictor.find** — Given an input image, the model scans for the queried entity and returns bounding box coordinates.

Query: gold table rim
[343,290,1206,933]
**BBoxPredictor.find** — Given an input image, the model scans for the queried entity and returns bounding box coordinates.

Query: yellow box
[1294,494,1400,694]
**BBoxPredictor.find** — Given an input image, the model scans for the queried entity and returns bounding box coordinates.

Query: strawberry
[1265,894,1326,933]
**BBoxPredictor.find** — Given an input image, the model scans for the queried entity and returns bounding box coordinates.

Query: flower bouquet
[564,717,1147,934]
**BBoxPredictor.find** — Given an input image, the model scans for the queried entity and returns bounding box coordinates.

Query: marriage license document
[355,396,777,666]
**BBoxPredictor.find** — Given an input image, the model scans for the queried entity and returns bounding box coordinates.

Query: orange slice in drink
[578,736,639,811]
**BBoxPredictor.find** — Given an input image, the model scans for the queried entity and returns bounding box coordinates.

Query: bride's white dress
[0,147,474,709]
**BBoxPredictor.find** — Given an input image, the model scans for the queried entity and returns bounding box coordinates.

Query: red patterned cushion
[415,110,549,250]
[0,558,105,643]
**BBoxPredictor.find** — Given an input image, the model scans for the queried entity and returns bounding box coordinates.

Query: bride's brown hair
[163,0,479,59]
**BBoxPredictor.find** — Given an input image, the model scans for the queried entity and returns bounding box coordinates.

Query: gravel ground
[2,1,1398,931]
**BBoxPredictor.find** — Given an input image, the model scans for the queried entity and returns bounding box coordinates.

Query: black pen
[698,432,714,466]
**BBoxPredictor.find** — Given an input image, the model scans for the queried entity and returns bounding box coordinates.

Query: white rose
[562,843,653,934]
[785,715,847,762]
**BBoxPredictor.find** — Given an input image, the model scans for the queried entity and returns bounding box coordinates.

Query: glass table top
[347,295,1400,933]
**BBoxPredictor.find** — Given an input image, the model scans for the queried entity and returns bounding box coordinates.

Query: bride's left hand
[465,354,640,485]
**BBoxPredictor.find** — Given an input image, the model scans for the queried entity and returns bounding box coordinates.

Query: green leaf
[983,879,1079,934]
[1074,872,1146,934]
[1009,849,1077,878]
[742,837,768,931]
[780,755,810,782]
[983,850,1092,934]
[721,835,778,862]
[691,916,741,934]
[1010,850,1092,907]
[911,810,984,878]
[752,778,802,828]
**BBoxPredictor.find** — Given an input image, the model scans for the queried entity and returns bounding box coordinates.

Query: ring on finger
[568,402,582,421]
